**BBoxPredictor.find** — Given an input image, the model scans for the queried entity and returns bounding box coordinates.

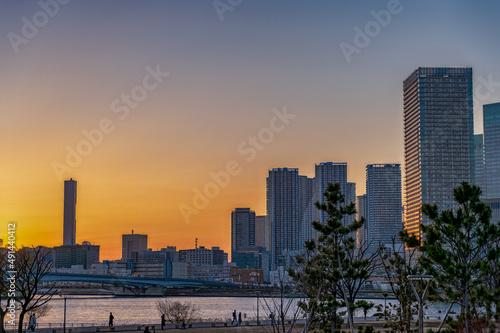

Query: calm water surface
[18,296,460,327]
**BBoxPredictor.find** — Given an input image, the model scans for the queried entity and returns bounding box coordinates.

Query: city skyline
[3,1,500,260]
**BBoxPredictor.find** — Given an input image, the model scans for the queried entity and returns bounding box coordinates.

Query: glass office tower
[366,164,402,248]
[403,67,473,238]
[484,102,500,199]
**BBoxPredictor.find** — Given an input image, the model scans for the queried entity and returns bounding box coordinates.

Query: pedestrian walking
[269,312,275,327]
[161,314,166,330]
[109,312,114,327]
[29,314,36,331]
[231,310,236,325]
[144,326,150,333]
[238,312,242,325]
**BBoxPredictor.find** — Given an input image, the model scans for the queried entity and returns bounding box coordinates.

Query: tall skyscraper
[403,67,473,238]
[315,162,348,225]
[473,134,486,195]
[299,176,316,247]
[356,194,368,248]
[346,182,357,213]
[122,231,148,261]
[366,164,403,248]
[483,102,500,199]
[231,208,256,256]
[255,215,267,249]
[63,178,77,245]
[267,168,313,269]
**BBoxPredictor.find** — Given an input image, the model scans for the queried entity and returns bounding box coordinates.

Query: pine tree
[289,183,378,333]
[420,182,500,333]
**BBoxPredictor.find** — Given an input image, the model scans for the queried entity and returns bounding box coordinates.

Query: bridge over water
[42,273,239,295]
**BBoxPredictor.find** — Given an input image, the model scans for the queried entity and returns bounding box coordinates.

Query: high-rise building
[314,162,356,237]
[231,208,256,256]
[54,243,100,269]
[267,168,302,269]
[255,215,266,248]
[346,183,356,207]
[346,182,357,239]
[473,134,486,195]
[403,67,473,238]
[63,178,77,245]
[122,232,148,261]
[356,194,368,248]
[314,162,348,225]
[483,102,500,199]
[299,176,316,247]
[366,164,403,249]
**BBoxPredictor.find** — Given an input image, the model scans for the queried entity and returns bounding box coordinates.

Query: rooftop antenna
[195,238,198,249]
[132,230,134,235]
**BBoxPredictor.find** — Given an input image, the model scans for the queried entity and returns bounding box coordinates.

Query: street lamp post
[256,292,260,325]
[407,275,433,333]
[63,295,67,333]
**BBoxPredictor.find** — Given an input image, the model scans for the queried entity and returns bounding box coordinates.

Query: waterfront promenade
[8,318,448,333]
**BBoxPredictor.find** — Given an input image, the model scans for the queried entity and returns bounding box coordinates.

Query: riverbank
[51,288,392,299]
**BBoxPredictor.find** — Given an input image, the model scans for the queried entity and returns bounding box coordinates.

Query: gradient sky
[2,0,500,260]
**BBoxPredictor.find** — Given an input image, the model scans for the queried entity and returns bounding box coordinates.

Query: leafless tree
[261,265,303,333]
[0,248,12,333]
[378,233,421,333]
[14,247,57,333]
[26,304,52,319]
[155,299,198,323]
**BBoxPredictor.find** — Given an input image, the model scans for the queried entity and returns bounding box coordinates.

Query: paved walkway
[12,319,454,333]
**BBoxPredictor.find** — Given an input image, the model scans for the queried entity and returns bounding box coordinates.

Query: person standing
[238,312,242,325]
[109,312,114,327]
[161,314,166,330]
[231,310,236,325]
[30,313,36,332]
[29,314,36,331]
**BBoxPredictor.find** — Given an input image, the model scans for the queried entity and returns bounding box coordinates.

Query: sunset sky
[2,0,500,260]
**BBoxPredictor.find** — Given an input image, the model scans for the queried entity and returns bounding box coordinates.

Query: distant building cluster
[7,67,500,287]
[231,67,500,283]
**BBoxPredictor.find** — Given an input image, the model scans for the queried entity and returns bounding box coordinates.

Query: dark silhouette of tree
[261,264,302,333]
[0,248,12,333]
[14,247,57,333]
[420,182,500,333]
[155,299,197,324]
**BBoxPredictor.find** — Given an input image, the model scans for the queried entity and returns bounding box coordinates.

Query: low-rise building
[230,267,264,285]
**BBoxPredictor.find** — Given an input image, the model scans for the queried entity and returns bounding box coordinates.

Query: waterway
[8,296,461,328]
